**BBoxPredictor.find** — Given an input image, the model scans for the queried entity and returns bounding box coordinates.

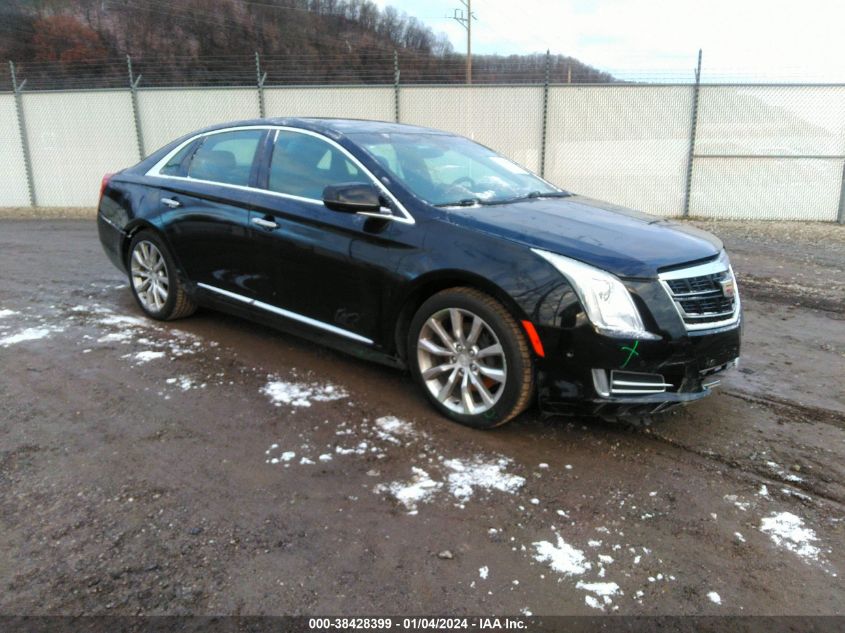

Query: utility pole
[449,0,477,84]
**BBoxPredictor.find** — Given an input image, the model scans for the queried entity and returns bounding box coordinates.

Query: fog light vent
[610,370,673,395]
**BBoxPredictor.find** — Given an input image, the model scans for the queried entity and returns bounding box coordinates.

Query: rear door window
[267,131,361,200]
[187,130,264,187]
[160,141,198,177]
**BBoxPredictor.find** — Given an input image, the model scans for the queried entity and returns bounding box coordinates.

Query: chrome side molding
[197,283,373,345]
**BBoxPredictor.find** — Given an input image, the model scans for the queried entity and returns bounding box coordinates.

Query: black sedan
[97,118,741,428]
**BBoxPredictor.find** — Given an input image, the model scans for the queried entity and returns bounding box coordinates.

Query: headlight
[532,248,660,340]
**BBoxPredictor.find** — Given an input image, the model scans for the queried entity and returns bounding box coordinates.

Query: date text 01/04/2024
[307,617,529,630]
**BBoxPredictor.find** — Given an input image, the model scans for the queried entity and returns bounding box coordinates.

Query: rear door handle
[251,217,278,230]
[161,197,181,208]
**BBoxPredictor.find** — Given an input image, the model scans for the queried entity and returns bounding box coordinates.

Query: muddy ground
[0,217,843,616]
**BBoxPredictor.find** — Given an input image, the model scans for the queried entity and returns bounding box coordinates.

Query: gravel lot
[0,215,843,616]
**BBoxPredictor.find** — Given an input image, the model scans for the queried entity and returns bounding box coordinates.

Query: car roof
[130,117,456,175]
[197,117,453,139]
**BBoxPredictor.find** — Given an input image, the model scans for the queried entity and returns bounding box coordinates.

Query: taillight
[99,173,114,203]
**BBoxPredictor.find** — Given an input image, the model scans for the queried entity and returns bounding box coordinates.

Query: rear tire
[408,287,534,429]
[127,230,196,321]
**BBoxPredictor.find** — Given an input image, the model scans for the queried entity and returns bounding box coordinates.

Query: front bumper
[534,317,742,417]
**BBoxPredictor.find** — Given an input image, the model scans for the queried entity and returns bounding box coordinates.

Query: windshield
[349,132,562,207]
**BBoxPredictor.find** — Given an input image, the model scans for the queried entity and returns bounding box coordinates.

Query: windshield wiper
[469,191,573,206]
[435,198,485,208]
[435,190,571,208]
[524,190,572,200]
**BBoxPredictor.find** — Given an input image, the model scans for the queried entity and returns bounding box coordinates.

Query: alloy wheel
[130,240,169,312]
[416,308,507,415]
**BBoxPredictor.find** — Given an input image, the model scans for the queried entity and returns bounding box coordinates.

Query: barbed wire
[4,53,844,91]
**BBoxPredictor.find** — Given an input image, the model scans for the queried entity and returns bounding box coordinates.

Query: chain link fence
[692,85,845,220]
[545,85,694,217]
[1,57,844,221]
[400,85,545,174]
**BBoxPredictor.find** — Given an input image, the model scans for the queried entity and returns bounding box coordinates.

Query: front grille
[666,273,722,295]
[659,259,740,330]
[677,294,734,317]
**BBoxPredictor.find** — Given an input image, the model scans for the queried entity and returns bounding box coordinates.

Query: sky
[373,0,845,82]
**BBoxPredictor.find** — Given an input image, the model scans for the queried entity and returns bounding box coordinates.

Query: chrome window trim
[146,125,415,225]
[658,255,741,332]
[197,283,374,345]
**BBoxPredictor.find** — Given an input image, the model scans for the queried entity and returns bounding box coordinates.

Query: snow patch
[98,314,149,328]
[134,350,165,363]
[98,331,134,343]
[576,581,620,600]
[261,378,348,408]
[442,457,525,501]
[724,494,750,511]
[0,326,61,346]
[479,566,489,580]
[376,467,442,513]
[72,304,115,314]
[532,535,590,576]
[766,461,804,483]
[165,375,194,391]
[374,415,416,443]
[0,309,18,318]
[707,591,722,605]
[781,487,812,501]
[336,441,370,456]
[760,512,820,562]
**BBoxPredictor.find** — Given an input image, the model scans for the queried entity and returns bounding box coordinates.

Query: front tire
[127,230,196,321]
[408,287,534,429]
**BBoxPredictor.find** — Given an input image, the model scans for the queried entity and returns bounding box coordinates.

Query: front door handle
[251,217,278,230]
[161,197,181,209]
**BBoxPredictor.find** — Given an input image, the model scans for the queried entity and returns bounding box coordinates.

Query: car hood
[443,195,722,278]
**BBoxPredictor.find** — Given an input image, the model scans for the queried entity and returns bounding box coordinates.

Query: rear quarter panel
[97,175,170,274]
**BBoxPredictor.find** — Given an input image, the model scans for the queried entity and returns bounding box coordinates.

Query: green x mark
[620,340,640,369]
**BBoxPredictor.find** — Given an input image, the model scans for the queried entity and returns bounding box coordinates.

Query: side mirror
[322,182,383,213]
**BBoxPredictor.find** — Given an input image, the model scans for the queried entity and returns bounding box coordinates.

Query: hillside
[0,0,614,88]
